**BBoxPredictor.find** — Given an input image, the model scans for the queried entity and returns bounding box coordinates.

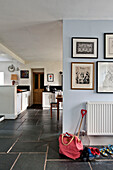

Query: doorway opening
[32,69,44,106]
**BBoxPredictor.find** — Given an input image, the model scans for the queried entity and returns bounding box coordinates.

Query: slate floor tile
[0,138,16,152]
[13,153,45,170]
[46,161,90,170]
[91,161,113,170]
[1,122,22,130]
[0,154,18,170]
[11,141,47,152]
[39,133,59,142]
[18,134,40,142]
[0,130,22,138]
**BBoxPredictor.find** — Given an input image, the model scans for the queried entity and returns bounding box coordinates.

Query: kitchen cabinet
[42,92,63,110]
[17,93,21,115]
[42,92,55,109]
[21,92,28,112]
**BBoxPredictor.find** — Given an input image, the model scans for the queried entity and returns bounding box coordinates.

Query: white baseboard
[0,113,17,119]
[0,116,5,122]
[86,136,113,146]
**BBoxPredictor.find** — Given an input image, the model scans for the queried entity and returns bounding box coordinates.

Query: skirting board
[0,113,17,119]
[86,136,113,146]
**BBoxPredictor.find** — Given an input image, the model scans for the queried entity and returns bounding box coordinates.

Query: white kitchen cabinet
[17,93,21,115]
[21,92,28,112]
[42,92,55,109]
[42,92,63,110]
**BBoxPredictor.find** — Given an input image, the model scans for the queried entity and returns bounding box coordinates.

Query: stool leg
[51,103,52,118]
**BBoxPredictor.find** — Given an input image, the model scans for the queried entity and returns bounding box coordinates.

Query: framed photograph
[20,70,29,79]
[72,37,98,58]
[71,62,94,90]
[104,33,113,59]
[47,74,54,82]
[97,61,113,93]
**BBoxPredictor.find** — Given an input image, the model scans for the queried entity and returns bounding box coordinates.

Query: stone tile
[46,161,90,170]
[91,161,113,170]
[11,141,47,152]
[0,130,22,138]
[18,134,39,142]
[13,153,45,170]
[1,122,22,130]
[0,154,18,170]
[17,124,43,131]
[0,138,16,152]
[39,133,59,142]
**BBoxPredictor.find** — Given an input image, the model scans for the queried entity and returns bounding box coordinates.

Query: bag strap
[62,134,75,146]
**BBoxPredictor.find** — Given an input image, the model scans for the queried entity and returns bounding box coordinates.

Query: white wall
[0,61,19,85]
[0,61,62,105]
[19,61,62,86]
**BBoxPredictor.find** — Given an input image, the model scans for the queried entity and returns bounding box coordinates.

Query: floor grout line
[88,162,93,170]
[10,153,21,170]
[44,145,49,170]
[47,159,73,161]
[7,138,19,153]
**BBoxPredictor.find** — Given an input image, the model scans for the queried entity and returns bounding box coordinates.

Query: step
[0,115,5,122]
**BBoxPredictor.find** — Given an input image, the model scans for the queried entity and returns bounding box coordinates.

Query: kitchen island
[0,85,29,119]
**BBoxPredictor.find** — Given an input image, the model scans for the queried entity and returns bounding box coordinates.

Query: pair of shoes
[99,148,108,157]
[104,147,113,155]
[99,147,113,157]
[89,147,100,158]
[87,148,95,160]
[108,144,113,151]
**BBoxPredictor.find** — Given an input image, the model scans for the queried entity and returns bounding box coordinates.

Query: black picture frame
[47,74,54,82]
[96,61,113,93]
[104,33,113,59]
[20,70,29,79]
[71,37,98,59]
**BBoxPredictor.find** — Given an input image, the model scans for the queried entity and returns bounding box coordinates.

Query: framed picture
[47,74,54,82]
[71,62,94,90]
[97,61,113,93]
[104,33,113,59]
[72,37,98,58]
[20,70,29,79]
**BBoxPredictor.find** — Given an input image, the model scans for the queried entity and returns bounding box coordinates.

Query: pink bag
[59,132,83,160]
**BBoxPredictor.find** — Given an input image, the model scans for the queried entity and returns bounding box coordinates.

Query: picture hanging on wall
[72,37,98,59]
[104,33,113,59]
[97,61,113,93]
[47,74,54,82]
[71,62,94,90]
[20,70,29,79]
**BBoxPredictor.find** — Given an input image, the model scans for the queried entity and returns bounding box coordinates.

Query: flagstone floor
[0,108,113,170]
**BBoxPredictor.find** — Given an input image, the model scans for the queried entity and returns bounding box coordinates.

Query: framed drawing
[104,33,113,59]
[97,61,113,93]
[20,70,29,78]
[71,62,94,90]
[47,74,54,82]
[72,37,98,58]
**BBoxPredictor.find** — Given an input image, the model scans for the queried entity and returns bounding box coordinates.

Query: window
[0,72,4,85]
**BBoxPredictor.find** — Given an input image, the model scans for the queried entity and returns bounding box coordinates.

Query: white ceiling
[0,0,113,62]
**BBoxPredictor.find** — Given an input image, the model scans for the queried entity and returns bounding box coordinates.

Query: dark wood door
[33,72,44,104]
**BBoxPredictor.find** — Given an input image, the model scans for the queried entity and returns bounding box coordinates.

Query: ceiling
[0,0,113,63]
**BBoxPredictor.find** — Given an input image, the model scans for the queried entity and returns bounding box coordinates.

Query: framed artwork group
[72,37,98,59]
[71,34,113,93]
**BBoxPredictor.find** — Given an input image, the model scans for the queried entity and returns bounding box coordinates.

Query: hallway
[0,109,113,170]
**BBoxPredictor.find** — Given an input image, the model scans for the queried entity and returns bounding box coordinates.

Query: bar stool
[50,102,57,118]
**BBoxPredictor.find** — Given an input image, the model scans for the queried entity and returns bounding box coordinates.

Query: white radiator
[86,101,113,135]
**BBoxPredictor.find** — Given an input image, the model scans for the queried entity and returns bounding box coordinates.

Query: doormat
[27,104,42,109]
